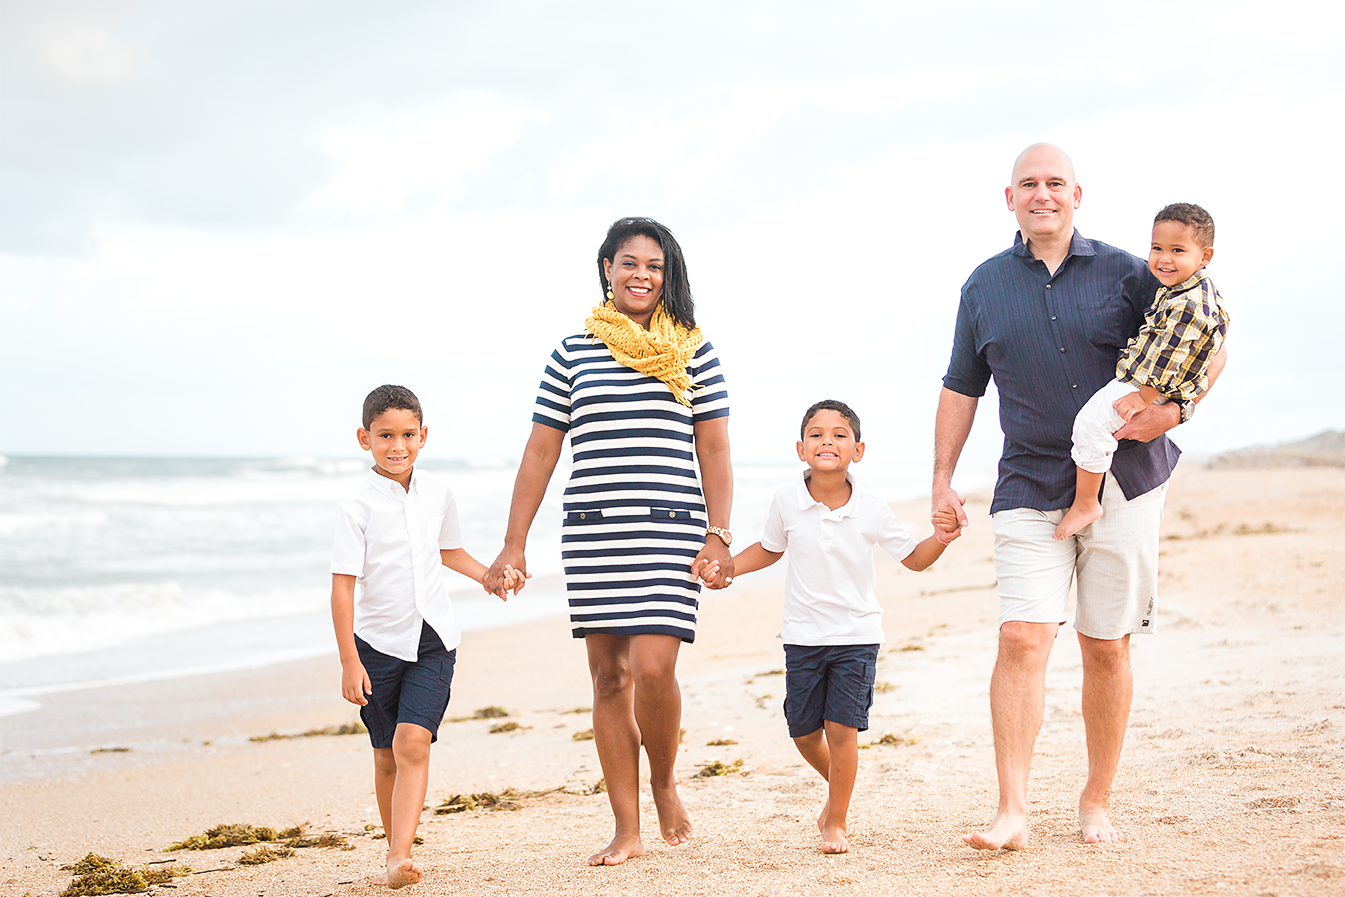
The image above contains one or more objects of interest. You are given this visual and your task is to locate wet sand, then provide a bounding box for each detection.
[3,464,1343,896]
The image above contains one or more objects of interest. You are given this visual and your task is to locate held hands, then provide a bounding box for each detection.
[1111,391,1149,423]
[691,536,734,590]
[932,507,963,543]
[341,659,372,706]
[931,485,968,545]
[483,550,530,600]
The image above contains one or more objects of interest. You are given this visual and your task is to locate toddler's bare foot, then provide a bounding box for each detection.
[588,832,646,866]
[653,784,693,846]
[385,857,422,889]
[1080,804,1126,844]
[963,812,1029,851]
[1055,503,1102,540]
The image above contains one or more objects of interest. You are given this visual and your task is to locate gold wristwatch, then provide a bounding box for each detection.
[706,526,733,546]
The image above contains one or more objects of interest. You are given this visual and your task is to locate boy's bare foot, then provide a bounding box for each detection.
[963,812,1029,851]
[385,857,422,889]
[814,800,849,853]
[652,784,693,846]
[588,833,646,866]
[1080,804,1126,844]
[1054,503,1102,540]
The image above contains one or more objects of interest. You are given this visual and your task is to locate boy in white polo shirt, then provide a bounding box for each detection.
[331,384,521,889]
[700,400,959,854]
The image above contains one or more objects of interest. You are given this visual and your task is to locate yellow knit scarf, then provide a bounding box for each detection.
[585,302,704,407]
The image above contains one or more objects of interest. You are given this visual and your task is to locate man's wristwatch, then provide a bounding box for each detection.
[1176,399,1195,424]
[706,526,733,547]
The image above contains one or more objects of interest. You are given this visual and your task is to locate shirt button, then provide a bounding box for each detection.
[1059,347,1066,353]
[1072,383,1078,389]
[1050,315,1057,321]
[669,511,675,518]
[1045,284,1052,289]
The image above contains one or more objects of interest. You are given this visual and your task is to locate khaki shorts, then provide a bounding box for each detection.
[992,475,1167,639]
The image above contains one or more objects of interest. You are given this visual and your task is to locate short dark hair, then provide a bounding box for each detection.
[800,400,861,443]
[1154,202,1215,248]
[596,217,696,330]
[362,384,422,430]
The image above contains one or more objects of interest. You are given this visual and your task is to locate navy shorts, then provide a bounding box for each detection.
[354,622,456,749]
[783,643,879,738]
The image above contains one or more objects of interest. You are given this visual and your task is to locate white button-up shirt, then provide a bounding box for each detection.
[331,468,463,661]
[760,471,918,646]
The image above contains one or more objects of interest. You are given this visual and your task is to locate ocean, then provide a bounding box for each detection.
[0,453,935,719]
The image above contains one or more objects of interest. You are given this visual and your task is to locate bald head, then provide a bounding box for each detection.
[1010,143,1076,187]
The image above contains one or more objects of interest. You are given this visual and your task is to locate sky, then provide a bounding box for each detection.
[2,0,1342,481]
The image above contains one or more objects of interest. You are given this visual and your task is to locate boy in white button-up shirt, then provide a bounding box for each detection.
[700,400,959,854]
[331,385,521,890]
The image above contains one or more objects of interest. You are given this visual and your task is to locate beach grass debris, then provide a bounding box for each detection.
[88,746,130,754]
[489,721,526,734]
[285,832,355,850]
[754,694,773,709]
[861,731,919,750]
[435,788,535,814]
[60,854,191,896]
[695,758,744,777]
[166,823,304,851]
[237,845,294,865]
[572,728,595,741]
[1234,521,1295,536]
[893,643,926,652]
[755,668,785,677]
[560,706,592,715]
[706,738,738,746]
[449,705,511,723]
[249,722,366,742]
[874,681,898,693]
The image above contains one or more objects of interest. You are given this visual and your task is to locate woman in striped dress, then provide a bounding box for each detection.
[485,217,734,865]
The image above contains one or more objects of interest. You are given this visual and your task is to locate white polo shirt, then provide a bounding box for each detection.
[331,468,464,661]
[760,471,918,646]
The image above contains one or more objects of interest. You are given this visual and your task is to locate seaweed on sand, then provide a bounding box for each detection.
[572,728,595,741]
[695,758,744,777]
[450,705,511,722]
[284,832,355,850]
[166,823,304,851]
[60,854,191,896]
[237,845,294,865]
[249,722,366,742]
[860,731,919,749]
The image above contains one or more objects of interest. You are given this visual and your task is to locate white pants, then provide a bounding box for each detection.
[1071,378,1139,474]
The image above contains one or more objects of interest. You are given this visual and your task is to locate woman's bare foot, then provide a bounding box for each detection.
[588,832,646,866]
[1055,503,1102,540]
[1080,804,1126,844]
[652,784,693,846]
[385,856,422,889]
[963,812,1029,851]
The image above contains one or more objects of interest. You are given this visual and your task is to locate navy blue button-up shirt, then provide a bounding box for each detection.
[943,230,1181,514]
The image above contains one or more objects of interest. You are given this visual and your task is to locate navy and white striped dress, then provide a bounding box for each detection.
[533,332,730,642]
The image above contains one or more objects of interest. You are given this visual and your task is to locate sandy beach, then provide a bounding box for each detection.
[3,460,1343,897]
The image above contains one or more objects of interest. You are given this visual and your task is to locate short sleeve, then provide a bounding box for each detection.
[437,487,464,550]
[759,490,788,554]
[941,279,992,399]
[330,502,367,576]
[532,338,573,431]
[690,340,730,422]
[871,500,918,562]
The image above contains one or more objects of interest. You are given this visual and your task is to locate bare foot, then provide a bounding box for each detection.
[385,857,422,889]
[817,799,849,853]
[652,784,693,846]
[1054,503,1102,540]
[963,812,1029,851]
[1080,805,1126,844]
[588,832,646,866]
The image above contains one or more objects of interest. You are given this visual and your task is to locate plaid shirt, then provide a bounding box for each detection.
[1116,270,1228,404]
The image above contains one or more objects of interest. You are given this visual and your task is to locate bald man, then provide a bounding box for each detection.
[933,144,1225,850]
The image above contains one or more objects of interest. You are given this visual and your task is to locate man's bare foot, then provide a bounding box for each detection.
[385,857,422,889]
[963,812,1029,851]
[588,833,646,866]
[1080,805,1125,844]
[652,784,693,846]
[1054,503,1102,540]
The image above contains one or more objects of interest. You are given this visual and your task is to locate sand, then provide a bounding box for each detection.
[3,463,1343,896]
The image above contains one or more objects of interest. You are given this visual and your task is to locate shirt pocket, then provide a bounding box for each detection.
[565,507,697,524]
[424,515,445,541]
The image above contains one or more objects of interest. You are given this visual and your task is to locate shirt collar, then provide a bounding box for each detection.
[1011,228,1096,262]
[1156,268,1206,301]
[794,469,859,518]
[365,466,418,498]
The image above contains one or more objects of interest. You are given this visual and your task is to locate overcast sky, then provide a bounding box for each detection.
[2,0,1342,477]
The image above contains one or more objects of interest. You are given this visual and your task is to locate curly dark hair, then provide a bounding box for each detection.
[362,384,422,430]
[800,399,861,443]
[1154,202,1215,248]
[596,217,696,329]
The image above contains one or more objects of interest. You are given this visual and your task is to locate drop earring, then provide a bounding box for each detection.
[606,282,615,300]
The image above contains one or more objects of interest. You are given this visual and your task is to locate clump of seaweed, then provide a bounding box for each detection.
[237,845,294,865]
[572,728,595,741]
[436,789,525,814]
[696,758,744,777]
[874,681,898,693]
[88,747,130,754]
[706,738,738,746]
[285,832,355,850]
[60,854,190,897]
[861,731,918,750]
[893,643,926,652]
[249,722,366,742]
[450,705,511,722]
[489,721,526,734]
[166,823,303,851]
[560,706,592,715]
